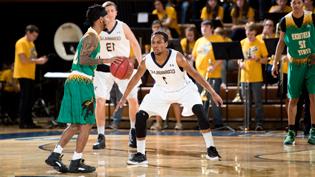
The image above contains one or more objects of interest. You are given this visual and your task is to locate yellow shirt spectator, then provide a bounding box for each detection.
[269,5,292,13]
[230,6,255,24]
[0,68,20,92]
[240,37,268,83]
[13,36,37,80]
[152,6,180,36]
[282,57,288,74]
[180,38,196,56]
[256,33,276,41]
[192,34,224,78]
[200,6,224,21]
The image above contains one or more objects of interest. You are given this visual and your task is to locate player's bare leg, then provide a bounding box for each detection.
[93,98,106,149]
[127,97,139,148]
[69,124,96,173]
[128,110,148,165]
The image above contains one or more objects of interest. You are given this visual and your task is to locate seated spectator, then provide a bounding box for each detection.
[180,26,197,61]
[269,0,292,13]
[231,0,255,25]
[304,0,315,13]
[256,19,276,40]
[152,0,181,38]
[0,63,20,124]
[151,20,172,39]
[200,0,224,21]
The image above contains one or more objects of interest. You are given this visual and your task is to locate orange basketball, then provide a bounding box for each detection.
[110,57,134,80]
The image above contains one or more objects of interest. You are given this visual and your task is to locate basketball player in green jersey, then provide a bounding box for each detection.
[272,0,315,145]
[45,5,121,173]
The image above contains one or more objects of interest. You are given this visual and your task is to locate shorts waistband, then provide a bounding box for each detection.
[69,71,93,80]
[289,55,315,65]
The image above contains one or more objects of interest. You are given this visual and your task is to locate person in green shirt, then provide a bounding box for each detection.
[45,4,121,173]
[272,0,315,145]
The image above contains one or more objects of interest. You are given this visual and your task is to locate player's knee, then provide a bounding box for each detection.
[288,98,299,105]
[135,110,149,138]
[192,104,210,130]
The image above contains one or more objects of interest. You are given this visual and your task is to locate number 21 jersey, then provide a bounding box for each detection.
[99,20,130,64]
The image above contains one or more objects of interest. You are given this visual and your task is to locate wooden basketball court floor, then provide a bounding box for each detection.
[0,127,315,177]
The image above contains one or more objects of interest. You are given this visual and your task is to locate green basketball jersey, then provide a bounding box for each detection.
[284,11,315,59]
[71,28,100,76]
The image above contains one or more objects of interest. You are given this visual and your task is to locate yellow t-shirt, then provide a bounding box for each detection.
[152,6,180,35]
[192,35,224,78]
[200,6,224,21]
[256,33,276,41]
[180,38,195,55]
[240,37,268,83]
[269,5,292,13]
[230,7,255,24]
[0,69,20,92]
[282,57,288,74]
[13,36,37,80]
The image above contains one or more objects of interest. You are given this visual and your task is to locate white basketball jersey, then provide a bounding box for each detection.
[99,20,130,63]
[145,49,192,92]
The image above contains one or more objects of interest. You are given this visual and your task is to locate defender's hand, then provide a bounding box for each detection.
[211,92,223,107]
[115,97,127,112]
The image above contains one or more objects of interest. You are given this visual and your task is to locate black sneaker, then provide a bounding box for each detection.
[68,159,96,173]
[255,125,264,131]
[93,134,105,149]
[45,152,68,173]
[128,128,137,148]
[127,152,148,165]
[206,146,221,161]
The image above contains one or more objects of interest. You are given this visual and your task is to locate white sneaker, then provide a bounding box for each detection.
[150,122,162,131]
[174,122,183,130]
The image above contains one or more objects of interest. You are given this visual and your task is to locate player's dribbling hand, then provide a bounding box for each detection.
[211,92,223,107]
[115,97,127,112]
[109,56,124,64]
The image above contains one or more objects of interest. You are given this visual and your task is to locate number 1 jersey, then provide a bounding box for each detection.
[145,49,192,92]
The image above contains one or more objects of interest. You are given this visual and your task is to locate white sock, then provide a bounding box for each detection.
[202,131,214,148]
[53,144,63,154]
[72,151,83,160]
[97,125,105,135]
[130,121,136,129]
[137,139,146,155]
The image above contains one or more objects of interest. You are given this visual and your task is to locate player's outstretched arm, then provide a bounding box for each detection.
[176,52,223,106]
[116,58,147,111]
[79,33,122,65]
[123,23,142,65]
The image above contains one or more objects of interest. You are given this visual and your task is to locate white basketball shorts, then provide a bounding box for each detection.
[139,82,202,120]
[93,70,141,100]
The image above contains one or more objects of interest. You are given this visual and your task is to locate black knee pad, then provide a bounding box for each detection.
[192,104,210,130]
[135,110,149,138]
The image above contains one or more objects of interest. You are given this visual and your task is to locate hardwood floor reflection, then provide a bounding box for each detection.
[0,129,315,177]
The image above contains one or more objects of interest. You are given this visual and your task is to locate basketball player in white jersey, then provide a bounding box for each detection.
[116,31,223,165]
[93,1,142,149]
